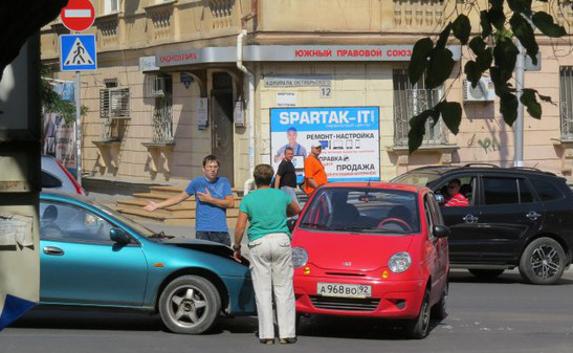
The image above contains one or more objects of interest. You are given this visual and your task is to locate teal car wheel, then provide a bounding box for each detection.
[159,275,221,334]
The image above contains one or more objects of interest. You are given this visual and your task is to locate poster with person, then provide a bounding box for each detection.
[270,106,380,182]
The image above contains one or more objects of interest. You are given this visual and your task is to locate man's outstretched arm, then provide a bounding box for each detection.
[144,191,190,212]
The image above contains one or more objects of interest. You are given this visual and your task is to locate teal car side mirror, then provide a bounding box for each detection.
[110,228,131,245]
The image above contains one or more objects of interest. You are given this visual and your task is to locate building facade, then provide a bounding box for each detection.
[40,0,573,188]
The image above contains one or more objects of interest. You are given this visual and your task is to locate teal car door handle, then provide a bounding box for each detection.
[43,246,64,256]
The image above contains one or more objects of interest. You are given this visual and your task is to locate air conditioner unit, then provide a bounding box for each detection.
[463,77,496,102]
[100,88,130,119]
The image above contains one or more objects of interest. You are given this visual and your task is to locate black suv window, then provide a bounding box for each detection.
[530,178,564,201]
[436,175,476,206]
[518,179,534,203]
[483,177,519,205]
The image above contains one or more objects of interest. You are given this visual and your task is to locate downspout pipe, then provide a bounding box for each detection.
[237,29,256,194]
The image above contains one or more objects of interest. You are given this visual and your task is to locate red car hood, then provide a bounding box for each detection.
[292,228,415,272]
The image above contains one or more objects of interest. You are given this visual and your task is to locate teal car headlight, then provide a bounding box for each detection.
[388,252,411,273]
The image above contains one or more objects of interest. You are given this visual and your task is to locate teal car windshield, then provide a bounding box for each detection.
[299,187,420,234]
[91,201,156,237]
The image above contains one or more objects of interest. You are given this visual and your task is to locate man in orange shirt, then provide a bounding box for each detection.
[303,142,328,195]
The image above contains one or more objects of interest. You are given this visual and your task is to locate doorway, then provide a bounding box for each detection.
[211,72,234,185]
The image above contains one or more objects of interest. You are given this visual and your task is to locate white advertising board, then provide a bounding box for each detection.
[270,107,380,182]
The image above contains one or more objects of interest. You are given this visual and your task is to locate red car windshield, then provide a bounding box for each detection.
[299,188,420,234]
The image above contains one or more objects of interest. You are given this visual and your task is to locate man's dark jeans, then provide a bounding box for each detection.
[196,231,231,246]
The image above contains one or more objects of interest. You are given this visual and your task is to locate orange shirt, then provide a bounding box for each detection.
[304,155,327,195]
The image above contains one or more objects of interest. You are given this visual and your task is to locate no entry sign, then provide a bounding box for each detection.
[60,0,95,32]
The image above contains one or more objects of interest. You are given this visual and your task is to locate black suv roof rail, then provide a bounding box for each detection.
[510,166,557,176]
[462,163,499,168]
[408,165,454,172]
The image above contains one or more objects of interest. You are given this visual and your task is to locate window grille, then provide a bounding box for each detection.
[151,75,173,143]
[560,67,573,140]
[393,69,446,147]
[99,87,129,141]
[99,88,130,119]
[152,95,174,144]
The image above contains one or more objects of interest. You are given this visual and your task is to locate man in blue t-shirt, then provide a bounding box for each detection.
[143,155,234,246]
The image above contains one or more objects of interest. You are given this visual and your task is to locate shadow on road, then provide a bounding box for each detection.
[13,309,162,331]
[12,308,258,335]
[448,270,573,285]
[13,308,448,340]
[296,314,445,340]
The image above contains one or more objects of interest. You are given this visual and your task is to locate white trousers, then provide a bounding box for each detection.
[248,232,296,339]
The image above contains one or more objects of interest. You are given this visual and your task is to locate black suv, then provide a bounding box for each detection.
[392,164,573,284]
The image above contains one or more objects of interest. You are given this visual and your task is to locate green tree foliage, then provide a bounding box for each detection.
[407,0,567,153]
[41,65,88,125]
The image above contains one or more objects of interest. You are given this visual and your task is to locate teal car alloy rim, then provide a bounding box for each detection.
[169,285,209,328]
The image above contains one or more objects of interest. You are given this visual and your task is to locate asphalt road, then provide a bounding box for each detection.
[3,269,573,353]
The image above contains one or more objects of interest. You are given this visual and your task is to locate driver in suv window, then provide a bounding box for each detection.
[445,179,469,207]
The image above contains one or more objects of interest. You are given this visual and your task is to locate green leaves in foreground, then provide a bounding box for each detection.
[406,3,566,154]
[408,102,462,153]
[520,89,543,119]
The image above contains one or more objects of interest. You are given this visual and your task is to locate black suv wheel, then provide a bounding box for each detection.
[519,237,567,285]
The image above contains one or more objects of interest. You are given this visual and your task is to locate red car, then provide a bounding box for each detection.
[291,182,450,339]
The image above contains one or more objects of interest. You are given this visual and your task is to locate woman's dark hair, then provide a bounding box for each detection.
[253,164,274,187]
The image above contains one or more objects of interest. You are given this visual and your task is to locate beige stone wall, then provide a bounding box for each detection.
[52,62,154,181]
[49,41,570,186]
[258,0,458,34]
[41,0,573,187]
[442,44,570,177]
[42,0,248,62]
[171,76,212,180]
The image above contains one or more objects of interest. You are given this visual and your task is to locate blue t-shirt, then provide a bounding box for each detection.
[185,176,233,232]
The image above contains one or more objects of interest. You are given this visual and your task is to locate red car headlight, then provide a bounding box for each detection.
[388,252,411,273]
[292,247,308,268]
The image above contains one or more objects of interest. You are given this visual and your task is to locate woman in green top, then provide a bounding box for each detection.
[233,164,301,345]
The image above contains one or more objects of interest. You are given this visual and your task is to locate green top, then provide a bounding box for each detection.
[239,188,292,242]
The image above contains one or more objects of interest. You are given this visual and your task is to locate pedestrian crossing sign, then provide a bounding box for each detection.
[60,34,97,71]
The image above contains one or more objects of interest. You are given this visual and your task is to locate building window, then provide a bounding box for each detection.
[100,87,129,119]
[560,67,573,140]
[99,85,130,141]
[393,69,446,147]
[104,0,119,14]
[146,74,173,143]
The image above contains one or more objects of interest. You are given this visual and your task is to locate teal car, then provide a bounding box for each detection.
[39,192,256,334]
